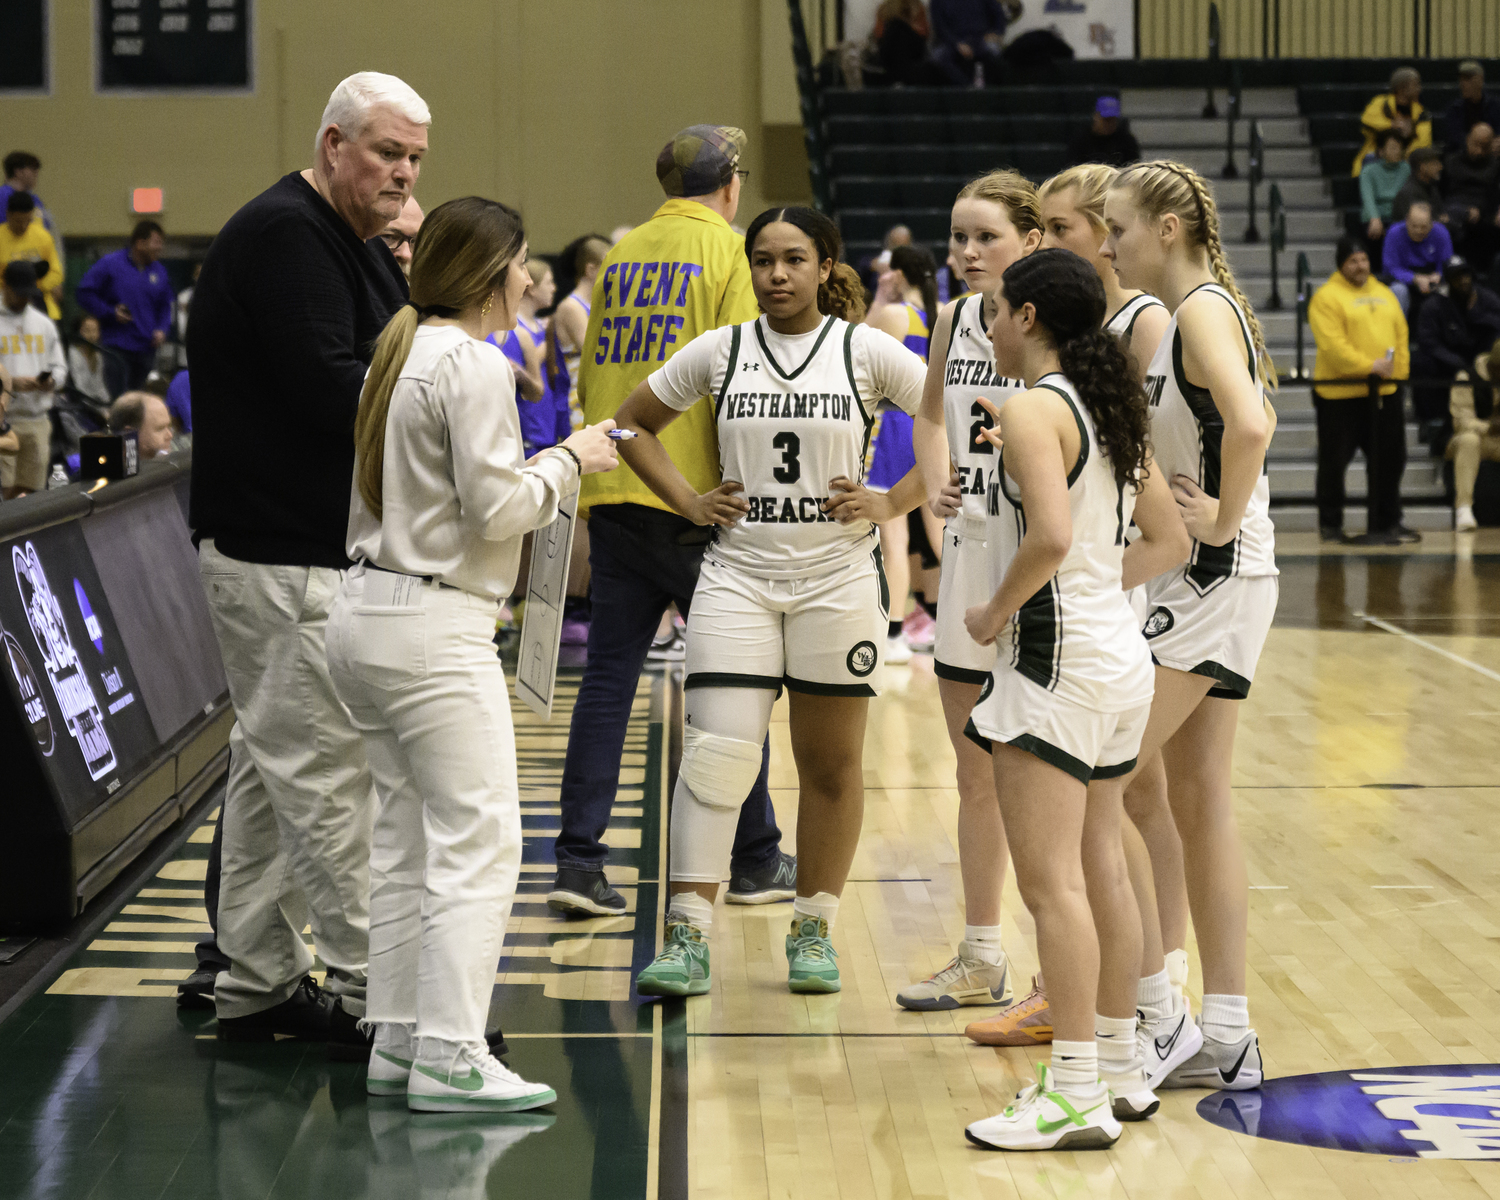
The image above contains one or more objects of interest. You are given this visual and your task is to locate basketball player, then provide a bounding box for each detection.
[1102,161,1278,1091]
[326,198,618,1112]
[865,243,942,664]
[961,249,1190,1151]
[1039,165,1193,1017]
[617,208,928,997]
[547,234,611,430]
[905,170,1039,1019]
[489,256,558,455]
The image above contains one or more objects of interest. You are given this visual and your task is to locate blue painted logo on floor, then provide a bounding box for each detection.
[1199,1065,1500,1159]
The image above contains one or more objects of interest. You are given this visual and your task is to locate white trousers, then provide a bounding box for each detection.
[197,539,374,1019]
[326,567,523,1044]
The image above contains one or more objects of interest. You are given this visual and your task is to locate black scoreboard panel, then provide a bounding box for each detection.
[98,0,251,92]
[0,1,48,93]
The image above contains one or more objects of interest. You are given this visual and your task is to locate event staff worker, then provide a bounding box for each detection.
[328,198,618,1113]
[76,221,174,397]
[186,71,428,1044]
[549,125,794,917]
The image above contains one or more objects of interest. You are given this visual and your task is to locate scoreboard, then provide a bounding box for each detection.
[98,0,251,92]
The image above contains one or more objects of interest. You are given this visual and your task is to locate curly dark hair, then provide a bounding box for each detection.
[744,206,867,323]
[999,247,1152,493]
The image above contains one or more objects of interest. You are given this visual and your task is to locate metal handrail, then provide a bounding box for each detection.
[1244,119,1263,243]
[1203,2,1221,118]
[1267,182,1286,310]
[1294,251,1312,378]
[1222,61,1242,179]
[787,0,832,213]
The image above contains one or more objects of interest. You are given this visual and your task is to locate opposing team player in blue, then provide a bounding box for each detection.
[614,207,929,996]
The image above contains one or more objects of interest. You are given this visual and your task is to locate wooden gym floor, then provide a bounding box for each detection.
[3,533,1500,1198]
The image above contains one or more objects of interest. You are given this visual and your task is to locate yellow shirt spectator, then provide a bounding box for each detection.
[578,197,757,516]
[0,211,62,321]
[1352,89,1432,176]
[1309,268,1409,399]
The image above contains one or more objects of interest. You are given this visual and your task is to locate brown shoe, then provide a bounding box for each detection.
[964,975,1053,1046]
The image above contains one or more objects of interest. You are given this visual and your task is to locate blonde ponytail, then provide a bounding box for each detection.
[1114,160,1278,390]
[354,305,420,518]
[1039,163,1118,232]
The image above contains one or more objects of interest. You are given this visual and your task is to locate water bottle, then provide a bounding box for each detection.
[46,463,69,490]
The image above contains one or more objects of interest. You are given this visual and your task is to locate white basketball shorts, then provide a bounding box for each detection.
[933,519,996,686]
[1140,571,1278,700]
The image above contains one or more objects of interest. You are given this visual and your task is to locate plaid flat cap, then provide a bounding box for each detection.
[656,125,746,197]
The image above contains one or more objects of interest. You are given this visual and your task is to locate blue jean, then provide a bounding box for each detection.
[554,504,783,874]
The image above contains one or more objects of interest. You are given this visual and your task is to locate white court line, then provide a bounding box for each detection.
[1249,886,1288,890]
[1372,885,1434,890]
[1355,611,1500,684]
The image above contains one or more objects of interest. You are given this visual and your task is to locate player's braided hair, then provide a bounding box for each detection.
[1000,248,1151,493]
[744,206,866,323]
[1113,159,1277,390]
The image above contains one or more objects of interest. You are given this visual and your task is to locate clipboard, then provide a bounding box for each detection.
[515,486,578,718]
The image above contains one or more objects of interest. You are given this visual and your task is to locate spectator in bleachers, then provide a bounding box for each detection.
[1444,123,1499,270]
[0,261,66,499]
[0,192,62,319]
[1383,201,1452,314]
[108,390,175,459]
[67,315,111,412]
[1353,66,1432,176]
[1064,96,1140,169]
[1412,257,1500,444]
[378,195,423,280]
[930,0,1012,86]
[1309,236,1411,544]
[1446,339,1500,531]
[165,369,192,434]
[875,0,932,87]
[1443,62,1500,151]
[76,220,174,398]
[859,222,913,291]
[1392,147,1446,223]
[0,152,62,261]
[1360,129,1410,268]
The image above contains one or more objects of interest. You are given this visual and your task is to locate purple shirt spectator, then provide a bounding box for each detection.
[76,247,175,354]
[166,369,193,432]
[1380,218,1453,282]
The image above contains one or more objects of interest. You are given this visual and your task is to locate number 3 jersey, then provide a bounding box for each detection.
[942,293,1027,526]
[648,314,926,580]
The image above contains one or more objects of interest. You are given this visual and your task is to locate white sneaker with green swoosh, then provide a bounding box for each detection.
[407,1042,557,1113]
[964,1064,1122,1151]
[366,1022,416,1096]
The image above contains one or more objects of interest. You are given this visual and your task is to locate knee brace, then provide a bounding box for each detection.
[678,725,763,811]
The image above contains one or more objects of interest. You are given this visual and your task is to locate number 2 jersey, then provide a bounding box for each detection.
[1142,283,1277,589]
[990,373,1153,713]
[942,293,1027,526]
[648,314,927,580]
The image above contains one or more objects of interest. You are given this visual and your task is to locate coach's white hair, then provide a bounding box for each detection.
[314,72,431,161]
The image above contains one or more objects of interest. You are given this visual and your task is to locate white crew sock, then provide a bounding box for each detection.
[793,891,840,930]
[666,890,713,933]
[1095,1013,1142,1080]
[1049,1040,1099,1099]
[963,924,1005,964]
[1201,993,1250,1044]
[1138,968,1171,1013]
[1165,948,1189,992]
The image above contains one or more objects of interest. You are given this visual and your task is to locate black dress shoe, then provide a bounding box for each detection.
[1318,526,1344,543]
[176,966,217,1011]
[547,867,627,917]
[1393,524,1423,543]
[216,975,372,1046]
[1343,529,1401,546]
[486,1026,509,1057]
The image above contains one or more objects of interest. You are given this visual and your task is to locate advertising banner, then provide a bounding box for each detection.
[1005,0,1135,59]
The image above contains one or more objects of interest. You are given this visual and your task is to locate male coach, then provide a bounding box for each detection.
[550,125,795,915]
[187,72,427,1041]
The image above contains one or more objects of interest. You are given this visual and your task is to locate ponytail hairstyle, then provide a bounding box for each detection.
[355,196,526,518]
[956,168,1043,237]
[999,248,1151,493]
[1038,162,1118,233]
[744,206,867,322]
[545,232,611,380]
[888,243,939,330]
[1113,159,1277,390]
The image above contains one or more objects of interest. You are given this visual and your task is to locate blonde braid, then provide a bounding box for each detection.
[1116,159,1278,391]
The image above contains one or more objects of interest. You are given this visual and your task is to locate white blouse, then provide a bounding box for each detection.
[346,324,578,600]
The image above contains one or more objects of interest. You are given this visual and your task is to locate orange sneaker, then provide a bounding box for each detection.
[964,975,1053,1046]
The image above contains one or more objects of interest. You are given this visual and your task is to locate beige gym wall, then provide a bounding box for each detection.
[9,0,812,246]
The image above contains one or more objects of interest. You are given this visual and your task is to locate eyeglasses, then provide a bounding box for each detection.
[379,230,417,252]
[735,169,750,182]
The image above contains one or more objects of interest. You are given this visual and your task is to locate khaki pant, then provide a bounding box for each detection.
[0,414,52,492]
[1450,429,1500,508]
[198,539,374,1019]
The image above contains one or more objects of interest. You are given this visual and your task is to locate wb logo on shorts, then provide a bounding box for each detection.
[1143,606,1175,639]
[846,641,877,677]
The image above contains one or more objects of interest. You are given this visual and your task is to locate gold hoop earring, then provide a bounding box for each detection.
[481,295,494,316]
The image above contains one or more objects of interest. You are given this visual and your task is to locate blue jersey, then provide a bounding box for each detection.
[488,315,563,451]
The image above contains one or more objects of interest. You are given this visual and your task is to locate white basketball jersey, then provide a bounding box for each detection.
[1105,293,1167,341]
[708,316,880,580]
[1142,284,1277,590]
[942,293,1026,526]
[990,374,1153,713]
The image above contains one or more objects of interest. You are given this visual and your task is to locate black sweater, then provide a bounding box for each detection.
[188,172,407,568]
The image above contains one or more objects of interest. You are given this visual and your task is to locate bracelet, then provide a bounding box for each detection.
[554,445,582,473]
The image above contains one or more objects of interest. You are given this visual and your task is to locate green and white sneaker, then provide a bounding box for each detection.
[964,1063,1122,1151]
[407,1041,556,1113]
[636,921,711,997]
[896,941,1014,1011]
[366,1021,415,1096]
[786,915,840,993]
